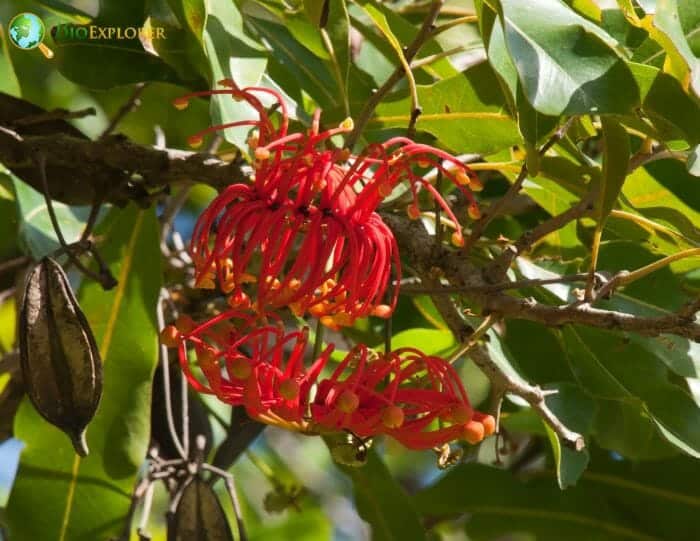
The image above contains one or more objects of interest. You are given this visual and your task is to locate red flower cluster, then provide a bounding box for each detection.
[163,79,495,454]
[161,312,495,450]
[175,79,481,329]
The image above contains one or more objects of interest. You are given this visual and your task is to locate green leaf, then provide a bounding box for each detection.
[621,164,700,244]
[303,0,328,28]
[414,452,700,540]
[324,0,351,116]
[0,26,20,97]
[381,328,456,357]
[633,64,700,144]
[0,170,17,259]
[248,18,339,110]
[593,399,679,459]
[348,4,456,82]
[50,1,182,88]
[499,0,640,115]
[37,0,93,23]
[370,63,522,155]
[596,117,631,222]
[202,0,267,149]
[333,448,426,541]
[642,0,700,98]
[6,205,161,541]
[9,166,93,259]
[562,325,700,457]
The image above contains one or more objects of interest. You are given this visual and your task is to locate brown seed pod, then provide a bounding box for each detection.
[168,477,234,541]
[19,257,102,456]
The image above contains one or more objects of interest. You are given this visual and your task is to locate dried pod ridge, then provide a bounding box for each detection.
[19,257,102,456]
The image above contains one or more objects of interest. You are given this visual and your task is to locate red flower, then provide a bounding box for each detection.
[162,316,494,449]
[164,310,332,432]
[175,80,481,327]
[312,347,495,449]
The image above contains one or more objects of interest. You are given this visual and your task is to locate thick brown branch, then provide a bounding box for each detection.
[0,131,242,205]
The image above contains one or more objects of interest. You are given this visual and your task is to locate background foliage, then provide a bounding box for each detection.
[0,0,699,540]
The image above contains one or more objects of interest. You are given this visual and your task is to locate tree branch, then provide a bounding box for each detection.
[381,212,700,342]
[0,131,243,205]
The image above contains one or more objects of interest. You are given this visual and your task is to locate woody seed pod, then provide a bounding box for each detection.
[168,477,234,541]
[19,257,102,456]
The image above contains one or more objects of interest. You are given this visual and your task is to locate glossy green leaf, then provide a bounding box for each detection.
[499,0,640,115]
[593,399,679,459]
[325,0,350,116]
[633,63,700,144]
[6,205,161,541]
[350,1,458,80]
[371,63,521,155]
[50,0,181,89]
[333,448,426,541]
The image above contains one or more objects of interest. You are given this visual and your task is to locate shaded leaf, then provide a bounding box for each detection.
[562,325,700,457]
[414,452,700,540]
[596,117,631,222]
[332,448,426,541]
[50,0,182,89]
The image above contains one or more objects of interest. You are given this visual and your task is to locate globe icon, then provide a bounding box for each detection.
[8,13,45,50]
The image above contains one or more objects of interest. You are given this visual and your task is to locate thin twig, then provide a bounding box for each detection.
[13,106,96,127]
[157,288,188,460]
[400,273,590,295]
[36,153,115,287]
[628,148,687,172]
[485,192,596,282]
[463,117,576,252]
[100,83,148,139]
